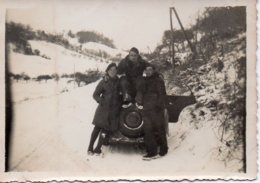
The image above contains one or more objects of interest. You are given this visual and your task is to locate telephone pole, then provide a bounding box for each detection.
[169,8,175,68]
[171,7,196,55]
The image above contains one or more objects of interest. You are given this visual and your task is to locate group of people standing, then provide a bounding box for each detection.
[87,47,168,160]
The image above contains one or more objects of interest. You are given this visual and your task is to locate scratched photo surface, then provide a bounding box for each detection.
[0,0,257,181]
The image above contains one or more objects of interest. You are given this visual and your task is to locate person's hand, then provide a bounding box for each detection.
[142,71,147,77]
[118,74,126,78]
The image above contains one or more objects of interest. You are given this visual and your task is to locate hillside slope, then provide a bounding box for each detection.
[162,32,246,172]
[8,40,109,77]
[82,42,127,58]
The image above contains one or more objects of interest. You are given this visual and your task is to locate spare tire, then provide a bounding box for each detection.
[119,105,144,138]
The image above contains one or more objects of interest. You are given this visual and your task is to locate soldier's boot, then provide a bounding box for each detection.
[87,127,100,155]
[122,93,132,108]
[93,132,106,155]
[135,91,143,110]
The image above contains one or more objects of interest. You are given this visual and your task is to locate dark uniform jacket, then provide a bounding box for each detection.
[143,73,166,111]
[117,55,147,81]
[92,76,122,132]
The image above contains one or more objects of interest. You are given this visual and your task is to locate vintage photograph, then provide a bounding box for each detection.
[0,0,257,181]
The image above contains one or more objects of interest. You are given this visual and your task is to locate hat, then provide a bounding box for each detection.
[145,63,156,70]
[106,63,117,72]
[129,47,139,54]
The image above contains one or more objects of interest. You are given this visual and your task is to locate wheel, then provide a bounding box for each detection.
[119,105,144,138]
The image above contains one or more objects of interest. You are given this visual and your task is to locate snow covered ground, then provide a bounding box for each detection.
[10,78,78,104]
[9,79,241,176]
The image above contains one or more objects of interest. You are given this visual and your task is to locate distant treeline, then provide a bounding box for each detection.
[68,30,115,49]
[9,70,103,87]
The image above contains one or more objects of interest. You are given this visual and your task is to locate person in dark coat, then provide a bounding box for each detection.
[142,64,168,160]
[117,47,148,108]
[88,63,122,155]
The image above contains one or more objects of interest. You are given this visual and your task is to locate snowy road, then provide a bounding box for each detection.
[9,80,237,177]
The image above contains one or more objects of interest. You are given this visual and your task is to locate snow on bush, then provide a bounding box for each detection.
[160,32,246,172]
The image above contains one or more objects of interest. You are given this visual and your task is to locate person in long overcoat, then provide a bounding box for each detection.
[88,63,122,155]
[142,64,168,160]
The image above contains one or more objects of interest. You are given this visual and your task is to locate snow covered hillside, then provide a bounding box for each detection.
[163,32,246,172]
[9,40,109,77]
[63,32,128,58]
[82,42,127,58]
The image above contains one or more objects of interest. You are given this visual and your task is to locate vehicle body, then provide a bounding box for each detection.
[108,95,196,144]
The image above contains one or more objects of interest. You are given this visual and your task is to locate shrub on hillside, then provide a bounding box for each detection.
[67,70,102,87]
[51,73,60,82]
[36,75,52,83]
[13,74,22,82]
[61,74,69,78]
[34,49,40,56]
[9,72,31,83]
[23,75,31,83]
[76,31,115,48]
[41,54,51,60]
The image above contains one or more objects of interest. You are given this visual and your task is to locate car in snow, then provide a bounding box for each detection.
[108,94,196,144]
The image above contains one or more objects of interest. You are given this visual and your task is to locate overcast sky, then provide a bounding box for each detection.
[6,0,204,52]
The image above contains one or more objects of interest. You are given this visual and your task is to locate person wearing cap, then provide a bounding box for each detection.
[142,64,168,160]
[87,63,122,155]
[117,47,148,109]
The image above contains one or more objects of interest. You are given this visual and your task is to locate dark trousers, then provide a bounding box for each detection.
[120,76,145,104]
[143,110,168,155]
[88,126,108,152]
